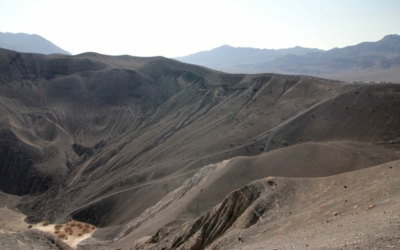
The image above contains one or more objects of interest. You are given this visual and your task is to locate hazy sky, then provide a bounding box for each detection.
[1,0,400,57]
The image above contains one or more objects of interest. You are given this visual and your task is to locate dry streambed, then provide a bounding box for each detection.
[0,205,95,249]
[31,220,96,249]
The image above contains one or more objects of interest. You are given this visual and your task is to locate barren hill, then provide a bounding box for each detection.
[0,48,399,249]
[0,32,71,55]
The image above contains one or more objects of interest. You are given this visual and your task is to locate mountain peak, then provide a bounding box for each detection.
[218,44,233,48]
[0,32,71,55]
[380,34,400,43]
[213,45,235,51]
[382,34,400,39]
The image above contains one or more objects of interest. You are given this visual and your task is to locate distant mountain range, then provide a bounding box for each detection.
[175,35,400,82]
[0,32,71,55]
[175,45,323,68]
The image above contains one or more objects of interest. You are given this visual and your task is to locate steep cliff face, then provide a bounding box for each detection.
[129,179,269,250]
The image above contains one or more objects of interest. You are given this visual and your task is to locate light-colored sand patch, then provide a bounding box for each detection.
[33,220,97,249]
[0,206,27,234]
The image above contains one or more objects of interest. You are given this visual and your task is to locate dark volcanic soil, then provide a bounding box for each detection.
[0,48,399,249]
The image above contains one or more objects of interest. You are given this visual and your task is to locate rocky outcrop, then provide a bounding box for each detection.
[132,179,272,250]
[119,160,229,239]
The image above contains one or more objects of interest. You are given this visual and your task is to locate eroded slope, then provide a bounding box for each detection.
[127,160,400,250]
[0,49,399,249]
